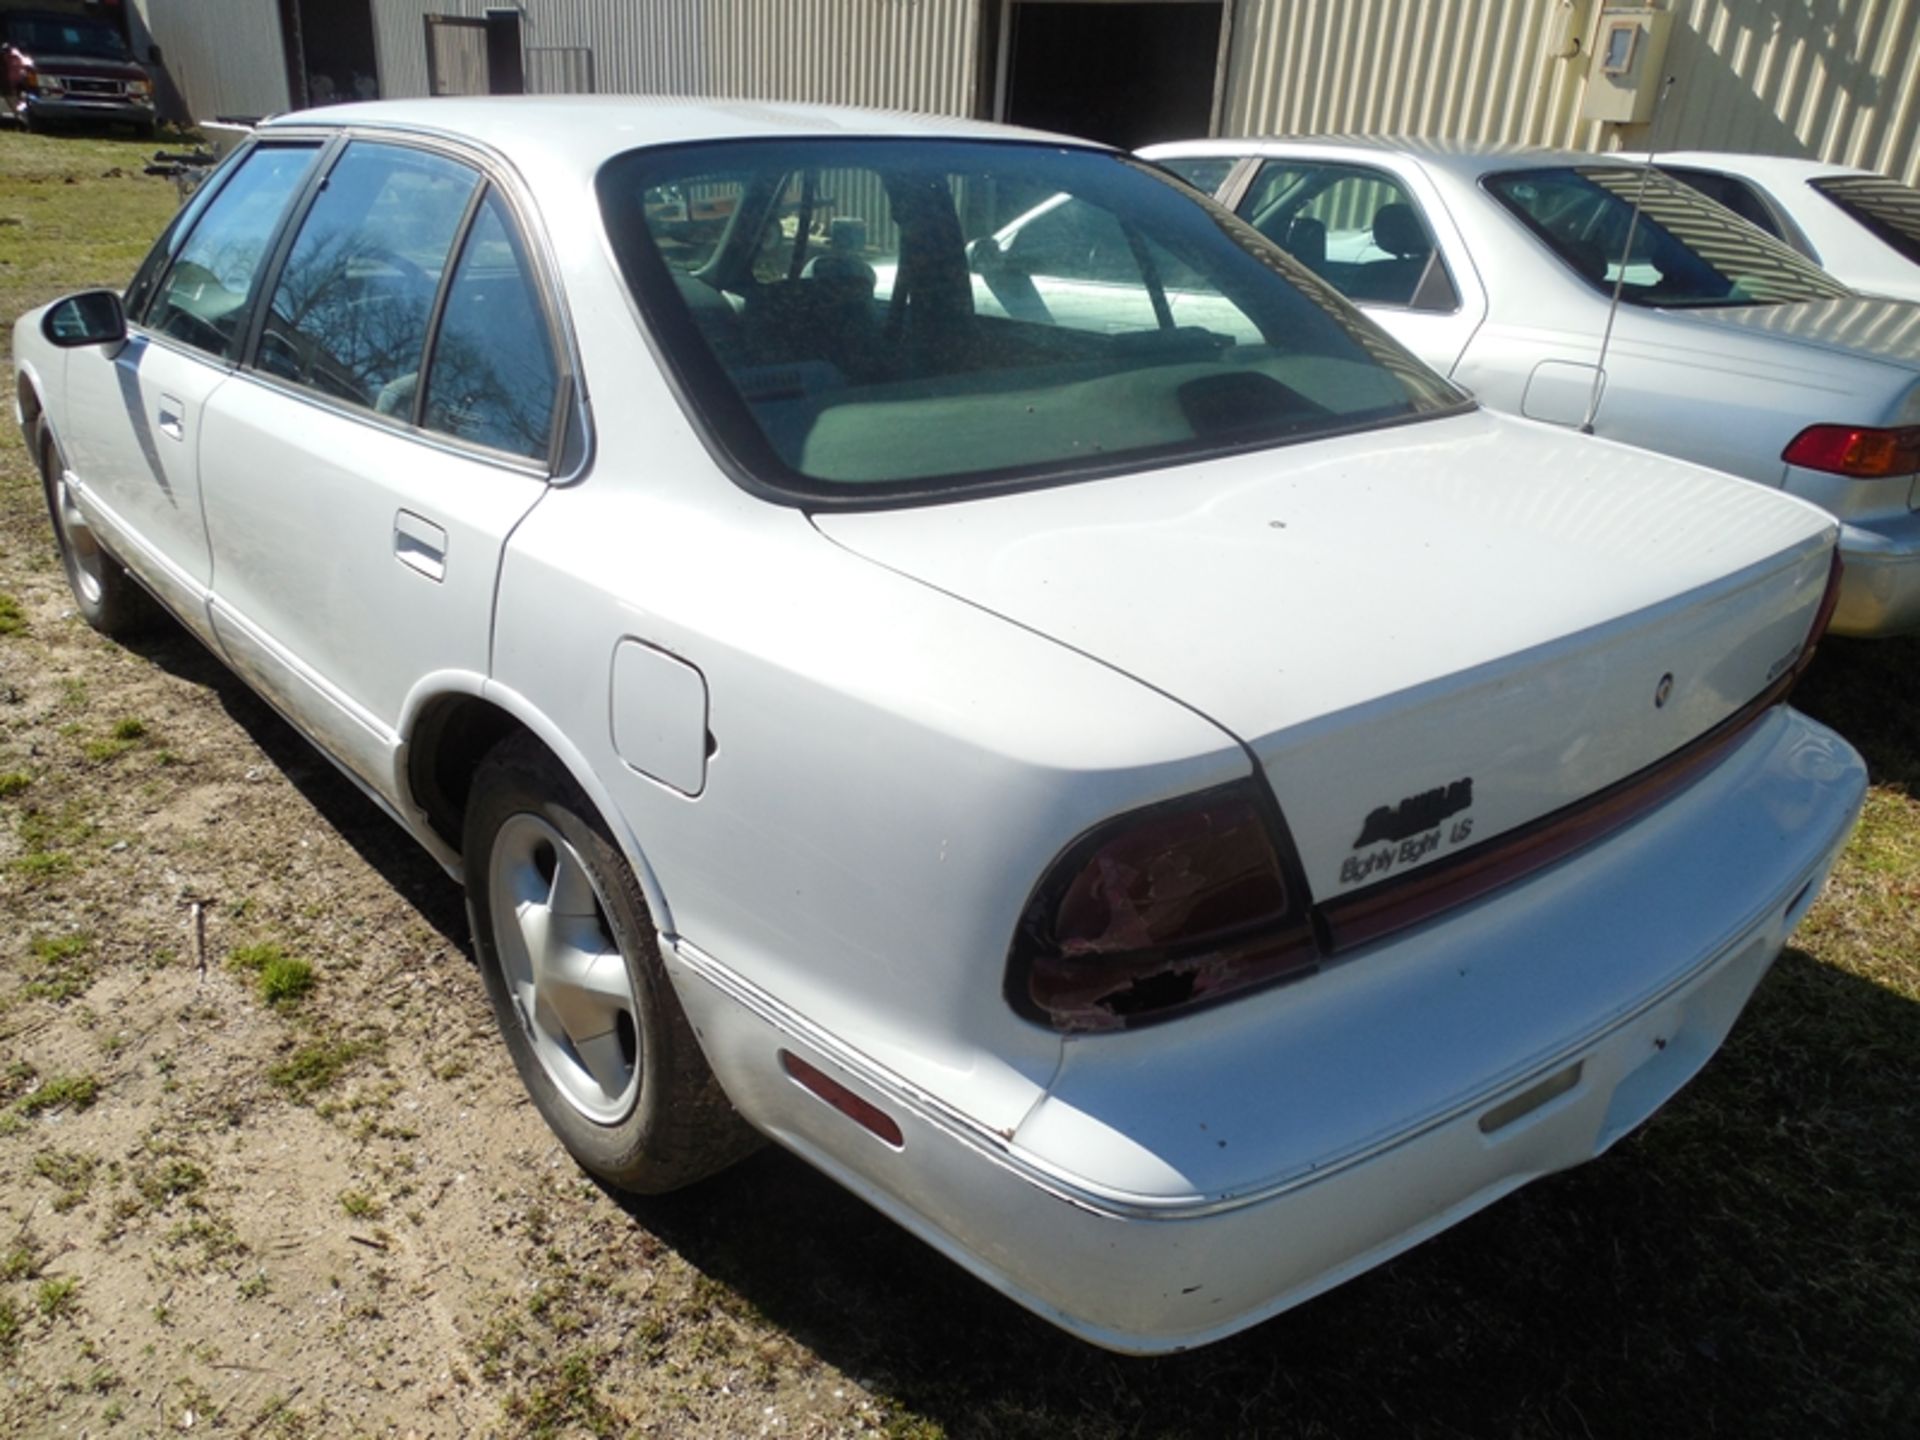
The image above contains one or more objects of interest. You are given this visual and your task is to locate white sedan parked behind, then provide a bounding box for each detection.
[13,100,1866,1353]
[1656,151,1920,303]
[1141,138,1920,637]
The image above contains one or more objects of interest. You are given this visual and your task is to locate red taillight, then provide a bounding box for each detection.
[1008,784,1318,1032]
[1782,424,1920,478]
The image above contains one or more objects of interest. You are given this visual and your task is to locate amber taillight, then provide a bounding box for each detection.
[1782,424,1920,479]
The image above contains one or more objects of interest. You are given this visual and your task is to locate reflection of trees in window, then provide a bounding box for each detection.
[420,193,557,460]
[259,232,438,409]
[256,143,477,411]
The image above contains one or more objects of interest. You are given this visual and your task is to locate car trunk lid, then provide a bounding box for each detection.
[813,410,1836,903]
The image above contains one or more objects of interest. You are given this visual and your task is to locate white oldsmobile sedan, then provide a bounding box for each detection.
[1141,138,1920,638]
[1655,151,1920,304]
[12,100,1867,1353]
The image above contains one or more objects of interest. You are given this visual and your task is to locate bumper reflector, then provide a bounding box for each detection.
[779,1050,904,1149]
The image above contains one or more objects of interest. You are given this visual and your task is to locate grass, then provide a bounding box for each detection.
[35,1277,80,1321]
[13,1072,100,1118]
[32,1149,100,1211]
[0,592,24,635]
[267,1036,376,1097]
[24,932,95,1003]
[0,770,31,796]
[227,942,316,1009]
[82,715,148,763]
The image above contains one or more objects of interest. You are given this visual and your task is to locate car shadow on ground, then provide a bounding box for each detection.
[118,615,470,950]
[1794,633,1920,793]
[613,945,1920,1437]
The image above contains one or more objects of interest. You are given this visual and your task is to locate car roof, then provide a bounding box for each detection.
[261,96,1102,176]
[1652,150,1881,183]
[1141,135,1650,181]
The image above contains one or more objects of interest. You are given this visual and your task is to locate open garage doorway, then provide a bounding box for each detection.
[277,0,379,108]
[994,1,1227,152]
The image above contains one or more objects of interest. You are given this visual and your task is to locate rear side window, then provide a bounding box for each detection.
[256,142,479,413]
[1809,174,1920,266]
[420,190,560,460]
[1486,165,1851,308]
[145,144,319,359]
[1237,160,1459,311]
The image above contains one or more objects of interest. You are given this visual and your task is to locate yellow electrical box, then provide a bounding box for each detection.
[1579,6,1672,124]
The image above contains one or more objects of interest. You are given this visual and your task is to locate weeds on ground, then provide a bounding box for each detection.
[24,932,95,1002]
[227,942,315,1009]
[13,1072,100,1118]
[36,1276,80,1320]
[0,593,25,636]
[32,1149,100,1211]
[83,715,148,763]
[267,1035,376,1096]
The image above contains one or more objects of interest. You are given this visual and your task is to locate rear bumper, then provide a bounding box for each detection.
[1832,512,1920,637]
[667,707,1864,1352]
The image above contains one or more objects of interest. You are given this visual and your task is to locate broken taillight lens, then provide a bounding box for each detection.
[1007,782,1319,1032]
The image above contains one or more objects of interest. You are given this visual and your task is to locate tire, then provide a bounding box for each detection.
[38,426,158,637]
[463,733,761,1192]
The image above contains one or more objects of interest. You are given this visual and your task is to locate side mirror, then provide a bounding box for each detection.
[42,291,127,349]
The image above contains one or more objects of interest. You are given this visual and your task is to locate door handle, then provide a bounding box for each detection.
[393,509,447,582]
[157,395,185,441]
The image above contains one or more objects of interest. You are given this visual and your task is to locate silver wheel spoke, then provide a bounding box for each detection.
[571,1031,632,1100]
[487,812,641,1124]
[541,938,630,1044]
[546,847,600,917]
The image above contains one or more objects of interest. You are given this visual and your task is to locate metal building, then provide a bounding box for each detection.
[127,1,1920,184]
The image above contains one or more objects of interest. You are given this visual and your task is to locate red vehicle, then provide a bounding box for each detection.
[3,6,154,135]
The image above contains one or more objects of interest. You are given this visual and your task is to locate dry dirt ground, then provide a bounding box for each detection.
[3,132,1918,1440]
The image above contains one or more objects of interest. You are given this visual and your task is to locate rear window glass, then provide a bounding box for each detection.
[1809,174,1920,267]
[1658,166,1788,241]
[598,139,1465,503]
[1486,165,1850,308]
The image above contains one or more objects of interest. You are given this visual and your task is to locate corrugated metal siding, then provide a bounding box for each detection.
[1221,0,1920,186]
[130,0,289,121]
[372,0,977,113]
[359,3,1915,184]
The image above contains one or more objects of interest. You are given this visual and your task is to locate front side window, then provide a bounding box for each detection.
[1237,161,1458,310]
[1486,165,1851,308]
[1809,174,1920,267]
[1153,155,1238,197]
[599,139,1464,501]
[145,144,319,359]
[256,142,479,413]
[420,190,560,460]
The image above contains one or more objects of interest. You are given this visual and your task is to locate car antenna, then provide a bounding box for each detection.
[1581,74,1677,436]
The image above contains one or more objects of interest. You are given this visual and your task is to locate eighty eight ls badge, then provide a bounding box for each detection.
[1341,777,1476,886]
